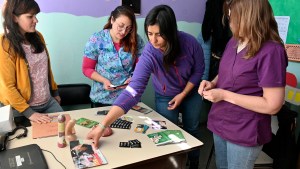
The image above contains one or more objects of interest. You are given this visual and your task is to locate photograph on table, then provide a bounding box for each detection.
[70,140,107,169]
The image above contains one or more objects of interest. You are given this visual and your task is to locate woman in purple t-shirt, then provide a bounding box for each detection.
[198,0,288,168]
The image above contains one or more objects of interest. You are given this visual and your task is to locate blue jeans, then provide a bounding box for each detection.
[12,97,63,117]
[213,134,263,169]
[155,88,202,162]
[1,97,63,127]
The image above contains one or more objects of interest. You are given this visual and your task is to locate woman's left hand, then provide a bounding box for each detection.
[203,88,225,103]
[167,93,185,110]
[54,96,61,104]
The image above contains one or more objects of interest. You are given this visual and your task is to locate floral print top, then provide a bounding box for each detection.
[83,29,144,104]
[22,44,50,106]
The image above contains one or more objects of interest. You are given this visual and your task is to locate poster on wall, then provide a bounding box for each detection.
[275,16,290,44]
[285,44,300,62]
[285,85,300,105]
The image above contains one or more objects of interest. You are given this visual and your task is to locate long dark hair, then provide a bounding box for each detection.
[144,5,180,70]
[103,6,138,58]
[2,0,45,58]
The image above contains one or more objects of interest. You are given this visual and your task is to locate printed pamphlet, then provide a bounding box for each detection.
[70,140,107,169]
[147,130,186,146]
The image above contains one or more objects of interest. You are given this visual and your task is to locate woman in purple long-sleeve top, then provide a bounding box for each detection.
[87,5,204,168]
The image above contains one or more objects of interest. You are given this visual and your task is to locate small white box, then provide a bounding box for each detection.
[0,105,16,134]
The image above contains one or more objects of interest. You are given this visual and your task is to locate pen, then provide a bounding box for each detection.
[202,89,205,100]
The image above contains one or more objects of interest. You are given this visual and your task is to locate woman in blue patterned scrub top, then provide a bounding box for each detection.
[82,6,144,107]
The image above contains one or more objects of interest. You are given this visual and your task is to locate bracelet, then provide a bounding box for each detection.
[98,122,107,129]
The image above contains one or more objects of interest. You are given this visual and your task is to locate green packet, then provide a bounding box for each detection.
[76,117,99,128]
[147,130,186,146]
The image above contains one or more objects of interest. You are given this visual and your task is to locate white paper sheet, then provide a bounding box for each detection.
[275,16,290,43]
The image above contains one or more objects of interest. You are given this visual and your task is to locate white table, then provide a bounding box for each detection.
[9,103,203,169]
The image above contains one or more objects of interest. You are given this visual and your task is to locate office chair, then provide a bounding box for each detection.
[58,83,92,110]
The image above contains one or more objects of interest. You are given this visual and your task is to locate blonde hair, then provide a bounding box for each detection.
[229,0,283,59]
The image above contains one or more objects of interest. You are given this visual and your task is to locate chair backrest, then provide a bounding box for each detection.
[58,83,91,107]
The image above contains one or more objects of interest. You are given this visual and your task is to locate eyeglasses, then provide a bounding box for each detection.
[116,23,132,33]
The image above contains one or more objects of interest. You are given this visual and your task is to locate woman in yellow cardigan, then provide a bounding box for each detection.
[0,0,63,124]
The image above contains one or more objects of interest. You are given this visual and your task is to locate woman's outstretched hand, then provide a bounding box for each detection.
[86,125,104,148]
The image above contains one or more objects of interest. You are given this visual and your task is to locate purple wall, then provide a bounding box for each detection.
[36,0,206,23]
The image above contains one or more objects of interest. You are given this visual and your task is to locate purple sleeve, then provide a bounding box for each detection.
[113,44,153,112]
[112,89,142,112]
[257,44,288,87]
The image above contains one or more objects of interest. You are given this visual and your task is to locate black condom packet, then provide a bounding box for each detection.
[119,142,131,148]
[129,139,141,148]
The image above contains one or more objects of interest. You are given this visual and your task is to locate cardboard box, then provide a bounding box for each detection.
[0,105,16,134]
